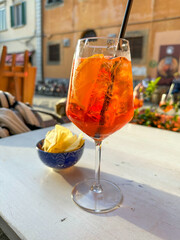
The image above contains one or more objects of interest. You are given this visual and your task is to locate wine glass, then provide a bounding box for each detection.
[133,82,145,109]
[134,92,144,109]
[159,93,174,113]
[66,37,134,213]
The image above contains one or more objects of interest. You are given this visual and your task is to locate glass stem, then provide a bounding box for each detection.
[91,140,103,193]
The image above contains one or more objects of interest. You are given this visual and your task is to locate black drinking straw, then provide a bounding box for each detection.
[117,0,134,49]
[95,0,134,137]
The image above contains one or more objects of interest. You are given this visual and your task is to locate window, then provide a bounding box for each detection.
[10,2,26,28]
[46,0,63,5]
[126,36,143,59]
[0,8,6,31]
[48,44,60,64]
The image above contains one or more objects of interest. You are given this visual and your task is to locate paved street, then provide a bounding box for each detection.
[33,94,61,113]
[32,94,69,123]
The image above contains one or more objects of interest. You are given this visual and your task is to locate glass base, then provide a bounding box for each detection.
[71,179,123,213]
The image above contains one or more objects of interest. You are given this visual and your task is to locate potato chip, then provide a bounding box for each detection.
[42,124,85,153]
[65,133,84,152]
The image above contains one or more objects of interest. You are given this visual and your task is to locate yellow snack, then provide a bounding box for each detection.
[65,133,84,152]
[42,124,85,153]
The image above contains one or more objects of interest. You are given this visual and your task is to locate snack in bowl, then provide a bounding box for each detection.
[36,124,85,169]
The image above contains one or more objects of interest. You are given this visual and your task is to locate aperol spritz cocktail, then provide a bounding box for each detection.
[66,37,134,213]
[67,50,134,141]
[134,93,144,109]
[159,94,174,113]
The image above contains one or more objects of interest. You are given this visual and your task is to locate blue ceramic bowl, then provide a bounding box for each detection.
[36,139,84,169]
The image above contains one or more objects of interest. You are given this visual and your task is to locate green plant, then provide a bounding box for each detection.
[133,108,160,127]
[132,76,180,132]
[132,103,180,132]
[144,77,161,99]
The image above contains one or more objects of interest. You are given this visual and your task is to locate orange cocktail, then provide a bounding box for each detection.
[159,102,173,112]
[134,97,143,109]
[159,93,174,113]
[66,54,134,141]
[66,38,134,213]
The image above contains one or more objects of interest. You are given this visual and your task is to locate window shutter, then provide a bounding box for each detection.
[4,9,7,30]
[22,2,26,25]
[10,6,15,27]
[0,11,2,30]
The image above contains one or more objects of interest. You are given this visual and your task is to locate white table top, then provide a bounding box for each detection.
[0,123,180,240]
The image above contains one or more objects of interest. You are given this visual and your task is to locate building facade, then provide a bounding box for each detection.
[0,0,43,82]
[43,0,180,85]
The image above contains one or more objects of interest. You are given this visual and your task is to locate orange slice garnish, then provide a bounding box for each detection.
[72,54,104,110]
